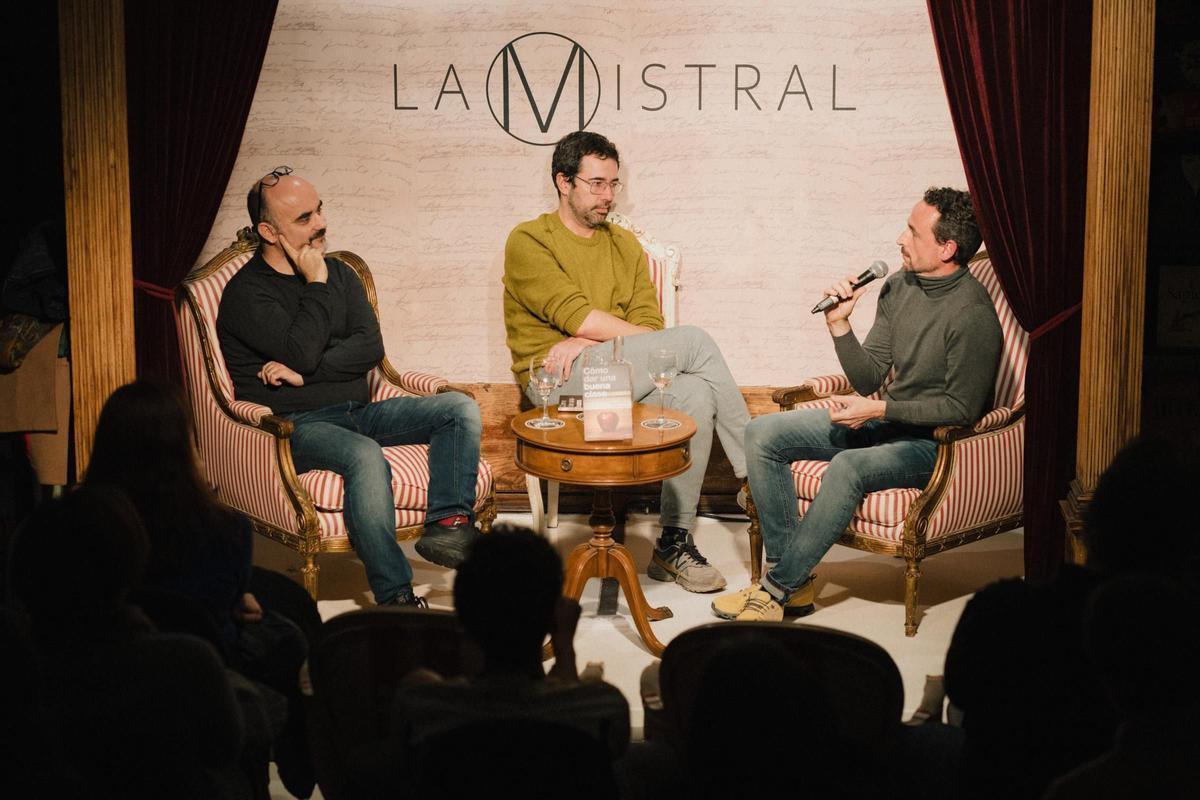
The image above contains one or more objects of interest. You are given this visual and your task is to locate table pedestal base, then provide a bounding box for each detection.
[554,488,673,658]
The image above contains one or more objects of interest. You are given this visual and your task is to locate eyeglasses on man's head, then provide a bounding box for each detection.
[253,165,293,226]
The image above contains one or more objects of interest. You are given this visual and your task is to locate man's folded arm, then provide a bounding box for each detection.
[574,309,654,341]
[220,281,333,374]
[308,267,385,382]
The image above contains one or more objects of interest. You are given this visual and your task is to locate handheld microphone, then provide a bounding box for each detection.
[811,261,889,314]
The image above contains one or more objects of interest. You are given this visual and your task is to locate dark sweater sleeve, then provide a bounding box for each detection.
[833,282,895,395]
[308,261,385,382]
[218,267,335,375]
[883,301,1002,427]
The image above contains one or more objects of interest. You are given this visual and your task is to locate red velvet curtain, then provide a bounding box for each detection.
[125,0,278,384]
[926,0,1093,580]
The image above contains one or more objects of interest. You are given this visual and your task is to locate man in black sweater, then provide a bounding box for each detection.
[713,187,1003,621]
[217,168,482,607]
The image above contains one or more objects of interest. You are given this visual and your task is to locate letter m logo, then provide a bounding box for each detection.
[487,32,601,146]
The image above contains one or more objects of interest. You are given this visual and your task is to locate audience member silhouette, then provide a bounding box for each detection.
[1045,573,1200,799]
[393,525,628,794]
[84,380,316,798]
[5,485,248,799]
[945,437,1200,799]
[681,633,882,799]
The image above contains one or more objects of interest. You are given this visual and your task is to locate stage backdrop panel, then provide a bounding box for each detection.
[199,0,967,387]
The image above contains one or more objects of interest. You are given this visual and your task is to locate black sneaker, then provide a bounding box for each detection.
[415,519,478,568]
[387,591,429,609]
[647,532,727,593]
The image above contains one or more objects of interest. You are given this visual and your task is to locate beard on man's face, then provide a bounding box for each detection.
[570,195,609,229]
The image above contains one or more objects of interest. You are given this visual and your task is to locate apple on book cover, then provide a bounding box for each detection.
[582,360,633,441]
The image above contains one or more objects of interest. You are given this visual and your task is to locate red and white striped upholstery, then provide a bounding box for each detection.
[786,256,1027,546]
[176,245,494,546]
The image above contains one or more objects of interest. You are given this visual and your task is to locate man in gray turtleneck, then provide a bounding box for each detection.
[714,187,1003,621]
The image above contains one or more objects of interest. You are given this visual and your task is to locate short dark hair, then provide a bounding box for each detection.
[247,181,273,228]
[453,525,563,664]
[551,130,619,196]
[923,187,981,267]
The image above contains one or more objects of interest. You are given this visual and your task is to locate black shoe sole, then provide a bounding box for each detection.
[784,602,815,617]
[415,539,468,569]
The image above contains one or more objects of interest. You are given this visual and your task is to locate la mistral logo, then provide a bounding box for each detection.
[392,31,857,146]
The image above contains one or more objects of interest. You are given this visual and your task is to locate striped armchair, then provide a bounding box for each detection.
[524,211,682,533]
[746,252,1027,635]
[176,229,497,599]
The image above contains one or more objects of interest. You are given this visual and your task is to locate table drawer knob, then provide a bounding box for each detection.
[560,457,573,472]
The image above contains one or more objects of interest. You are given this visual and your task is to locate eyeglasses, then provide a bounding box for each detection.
[253,165,293,225]
[572,176,623,195]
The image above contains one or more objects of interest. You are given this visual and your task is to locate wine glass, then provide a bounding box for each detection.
[642,349,681,430]
[525,354,565,429]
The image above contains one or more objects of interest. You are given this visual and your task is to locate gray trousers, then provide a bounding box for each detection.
[527,325,749,530]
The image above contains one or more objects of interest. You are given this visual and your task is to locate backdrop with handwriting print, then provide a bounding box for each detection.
[199,0,967,386]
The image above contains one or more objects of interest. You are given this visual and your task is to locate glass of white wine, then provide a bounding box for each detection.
[642,349,681,430]
[526,354,566,430]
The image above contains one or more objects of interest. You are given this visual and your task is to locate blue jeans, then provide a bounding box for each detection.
[745,408,937,600]
[530,325,750,531]
[283,393,481,604]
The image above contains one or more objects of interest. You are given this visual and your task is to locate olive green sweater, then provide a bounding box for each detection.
[834,267,1003,428]
[503,212,664,384]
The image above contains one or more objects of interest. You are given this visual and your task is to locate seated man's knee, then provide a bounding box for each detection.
[824,451,866,492]
[745,412,794,457]
[674,324,714,349]
[440,391,481,430]
[344,437,389,476]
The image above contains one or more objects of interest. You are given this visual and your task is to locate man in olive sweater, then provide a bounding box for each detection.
[503,131,751,594]
[218,168,482,607]
[713,187,1003,621]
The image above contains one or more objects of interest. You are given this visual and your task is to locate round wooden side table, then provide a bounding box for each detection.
[511,404,697,657]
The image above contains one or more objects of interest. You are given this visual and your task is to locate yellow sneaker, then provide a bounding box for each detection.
[735,588,784,621]
[710,577,816,620]
[710,585,759,619]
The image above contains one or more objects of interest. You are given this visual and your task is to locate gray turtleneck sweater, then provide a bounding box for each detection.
[833,267,1003,429]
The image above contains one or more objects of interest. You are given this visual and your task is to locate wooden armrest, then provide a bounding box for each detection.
[437,383,476,400]
[932,424,976,444]
[773,374,855,408]
[259,414,294,438]
[772,385,819,406]
[933,407,1025,443]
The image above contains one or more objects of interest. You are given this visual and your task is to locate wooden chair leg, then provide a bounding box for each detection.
[745,486,763,583]
[547,480,560,529]
[302,553,319,600]
[904,557,921,636]
[526,473,546,534]
[477,495,497,533]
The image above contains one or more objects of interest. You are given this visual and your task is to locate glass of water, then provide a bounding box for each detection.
[642,349,681,430]
[526,354,565,430]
